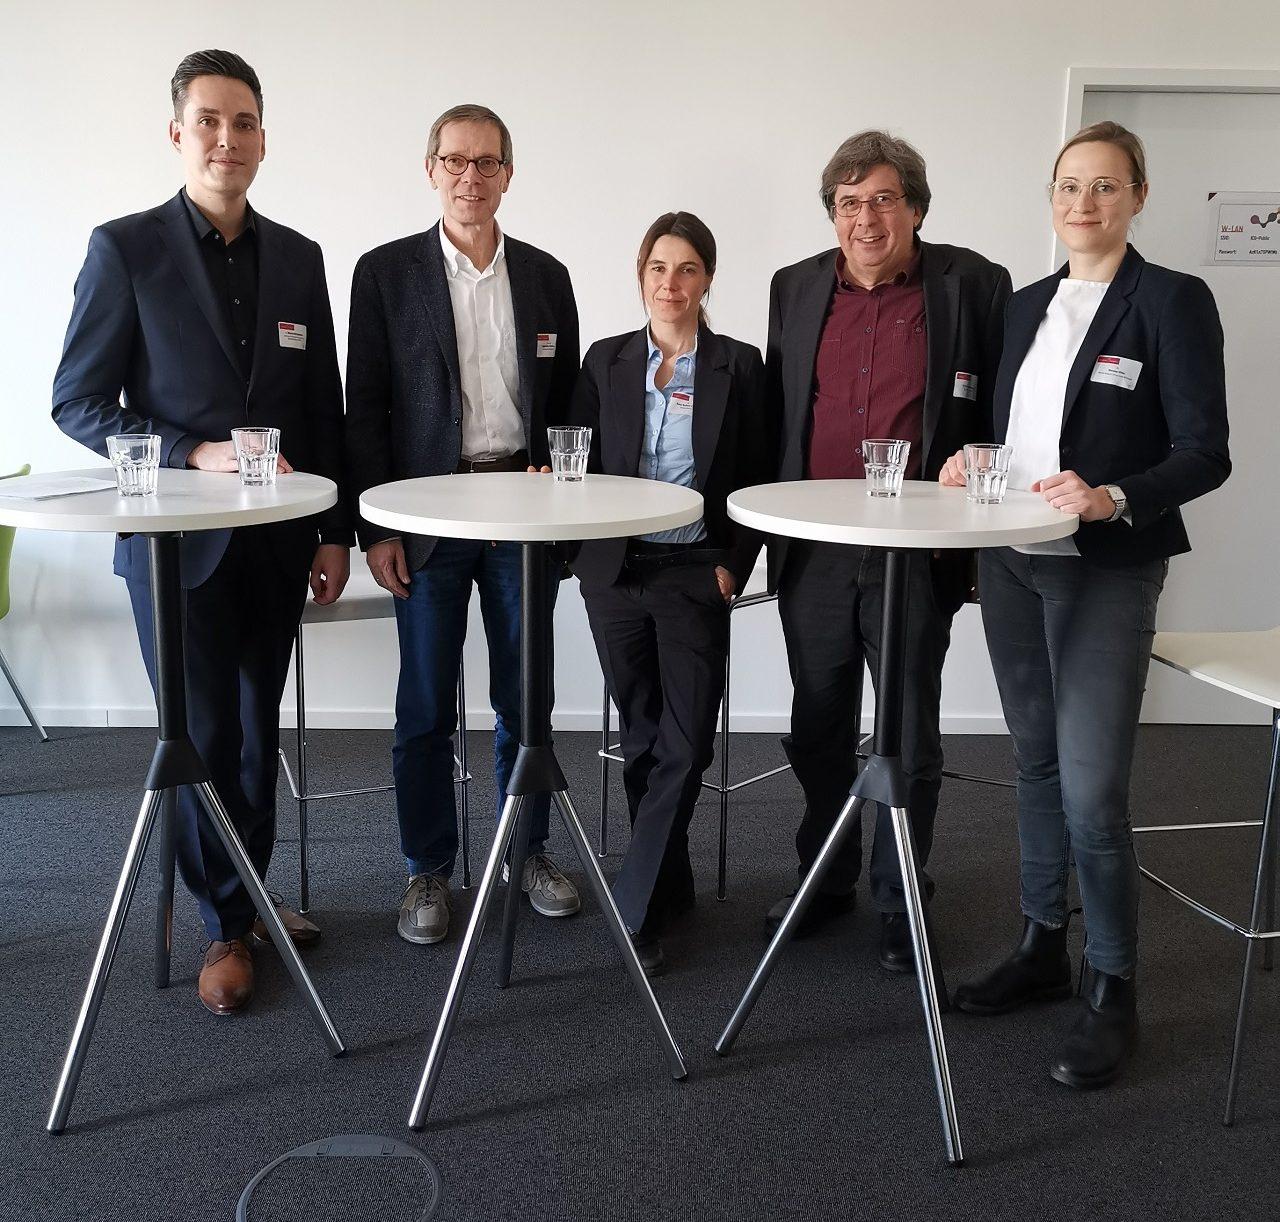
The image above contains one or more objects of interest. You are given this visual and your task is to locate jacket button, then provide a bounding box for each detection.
[1061,446,1073,459]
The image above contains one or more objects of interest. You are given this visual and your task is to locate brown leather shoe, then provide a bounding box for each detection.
[198,939,254,1015]
[250,902,322,948]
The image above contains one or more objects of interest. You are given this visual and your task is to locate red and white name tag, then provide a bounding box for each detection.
[952,371,978,401]
[277,321,307,350]
[536,332,557,358]
[669,390,694,415]
[1091,354,1142,391]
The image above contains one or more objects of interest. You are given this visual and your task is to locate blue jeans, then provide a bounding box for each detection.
[392,538,559,879]
[979,547,1166,977]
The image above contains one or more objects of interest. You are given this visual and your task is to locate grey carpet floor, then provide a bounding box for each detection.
[1,724,1278,1221]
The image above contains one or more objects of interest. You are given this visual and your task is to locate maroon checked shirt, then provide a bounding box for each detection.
[806,251,927,481]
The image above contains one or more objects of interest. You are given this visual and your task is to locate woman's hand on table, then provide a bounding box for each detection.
[526,465,552,474]
[1032,471,1114,521]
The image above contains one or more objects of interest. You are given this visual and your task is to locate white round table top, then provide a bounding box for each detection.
[360,472,704,542]
[0,468,337,534]
[727,480,1078,549]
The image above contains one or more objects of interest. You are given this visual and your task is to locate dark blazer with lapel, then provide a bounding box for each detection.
[51,191,348,589]
[568,326,770,589]
[344,222,580,572]
[765,239,1012,606]
[995,246,1230,567]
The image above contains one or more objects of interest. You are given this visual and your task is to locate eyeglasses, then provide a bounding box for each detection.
[1049,178,1140,206]
[436,153,508,178]
[832,191,907,218]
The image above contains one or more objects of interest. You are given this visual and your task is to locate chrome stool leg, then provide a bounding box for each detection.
[0,644,48,742]
[294,626,311,914]
[458,659,472,889]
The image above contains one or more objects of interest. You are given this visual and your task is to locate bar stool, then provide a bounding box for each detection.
[1141,625,1280,1125]
[597,583,792,901]
[279,591,474,911]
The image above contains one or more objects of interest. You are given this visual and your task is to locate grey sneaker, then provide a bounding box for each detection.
[518,853,580,918]
[398,874,451,945]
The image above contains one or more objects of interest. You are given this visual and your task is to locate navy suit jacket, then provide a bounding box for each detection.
[569,326,771,589]
[51,191,349,588]
[766,239,1012,607]
[344,223,580,571]
[995,246,1231,567]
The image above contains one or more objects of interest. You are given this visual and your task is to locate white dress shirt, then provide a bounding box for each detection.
[1006,278,1108,556]
[439,224,523,461]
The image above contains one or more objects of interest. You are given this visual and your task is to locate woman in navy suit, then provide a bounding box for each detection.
[570,212,769,976]
[941,123,1230,1086]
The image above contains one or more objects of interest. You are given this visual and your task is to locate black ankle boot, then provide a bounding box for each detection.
[1050,964,1137,1089]
[954,916,1072,1016]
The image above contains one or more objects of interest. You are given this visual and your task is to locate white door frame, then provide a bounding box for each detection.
[1051,68,1280,269]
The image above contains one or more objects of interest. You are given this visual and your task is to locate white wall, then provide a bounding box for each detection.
[2,1,1276,730]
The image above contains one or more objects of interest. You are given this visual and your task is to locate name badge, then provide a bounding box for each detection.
[952,371,978,401]
[669,390,694,415]
[277,322,307,350]
[536,332,557,358]
[1091,355,1142,391]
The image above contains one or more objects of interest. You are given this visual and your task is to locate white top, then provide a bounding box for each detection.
[0,468,336,534]
[727,481,1077,550]
[1006,278,1108,556]
[439,224,523,462]
[360,472,703,542]
[1152,627,1280,710]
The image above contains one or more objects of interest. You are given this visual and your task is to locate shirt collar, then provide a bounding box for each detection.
[181,188,255,242]
[645,327,699,366]
[835,243,921,293]
[439,222,505,278]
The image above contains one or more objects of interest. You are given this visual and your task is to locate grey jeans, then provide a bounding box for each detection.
[979,546,1167,977]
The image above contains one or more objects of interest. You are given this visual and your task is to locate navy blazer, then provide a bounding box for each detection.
[995,246,1230,567]
[51,191,349,589]
[569,326,770,588]
[344,223,580,571]
[766,239,1012,606]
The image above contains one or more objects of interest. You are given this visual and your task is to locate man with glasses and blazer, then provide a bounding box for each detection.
[346,103,581,948]
[763,130,1012,972]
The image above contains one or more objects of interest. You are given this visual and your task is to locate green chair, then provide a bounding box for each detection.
[0,464,48,741]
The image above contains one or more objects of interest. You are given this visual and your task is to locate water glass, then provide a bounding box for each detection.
[232,427,281,487]
[547,426,591,483]
[106,434,160,497]
[862,438,910,498]
[964,443,1013,504]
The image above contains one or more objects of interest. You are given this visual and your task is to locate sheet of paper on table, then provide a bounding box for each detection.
[0,475,117,500]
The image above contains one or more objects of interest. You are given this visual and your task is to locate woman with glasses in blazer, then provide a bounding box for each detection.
[570,212,769,976]
[940,122,1231,1087]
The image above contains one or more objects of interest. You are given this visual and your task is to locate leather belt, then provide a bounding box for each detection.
[456,450,530,474]
[625,540,726,570]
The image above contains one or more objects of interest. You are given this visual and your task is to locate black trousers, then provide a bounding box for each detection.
[126,528,309,941]
[777,541,952,911]
[582,562,729,933]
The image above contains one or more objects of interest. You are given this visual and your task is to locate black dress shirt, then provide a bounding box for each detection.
[181,189,259,381]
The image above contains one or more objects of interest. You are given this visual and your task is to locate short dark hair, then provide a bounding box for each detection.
[636,212,717,326]
[427,104,513,166]
[171,50,263,122]
[820,130,931,228]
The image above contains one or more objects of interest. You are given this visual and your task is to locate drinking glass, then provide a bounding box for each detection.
[963,443,1013,504]
[232,427,281,487]
[106,434,160,497]
[547,426,591,483]
[862,438,910,497]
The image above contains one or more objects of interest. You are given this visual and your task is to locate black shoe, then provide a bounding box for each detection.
[954,916,1073,1016]
[631,932,665,979]
[764,888,856,939]
[878,912,914,974]
[1050,964,1137,1089]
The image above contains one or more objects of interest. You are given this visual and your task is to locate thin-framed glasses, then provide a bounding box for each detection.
[832,191,907,218]
[436,153,508,178]
[1049,178,1140,206]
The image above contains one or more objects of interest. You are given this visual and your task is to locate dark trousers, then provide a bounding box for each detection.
[777,541,952,910]
[979,547,1166,978]
[125,528,309,942]
[392,539,560,880]
[582,562,729,933]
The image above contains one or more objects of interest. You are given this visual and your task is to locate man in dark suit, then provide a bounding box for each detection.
[764,130,1012,969]
[52,50,350,1015]
[345,104,581,946]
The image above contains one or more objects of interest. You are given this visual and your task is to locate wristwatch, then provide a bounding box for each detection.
[1105,484,1127,523]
